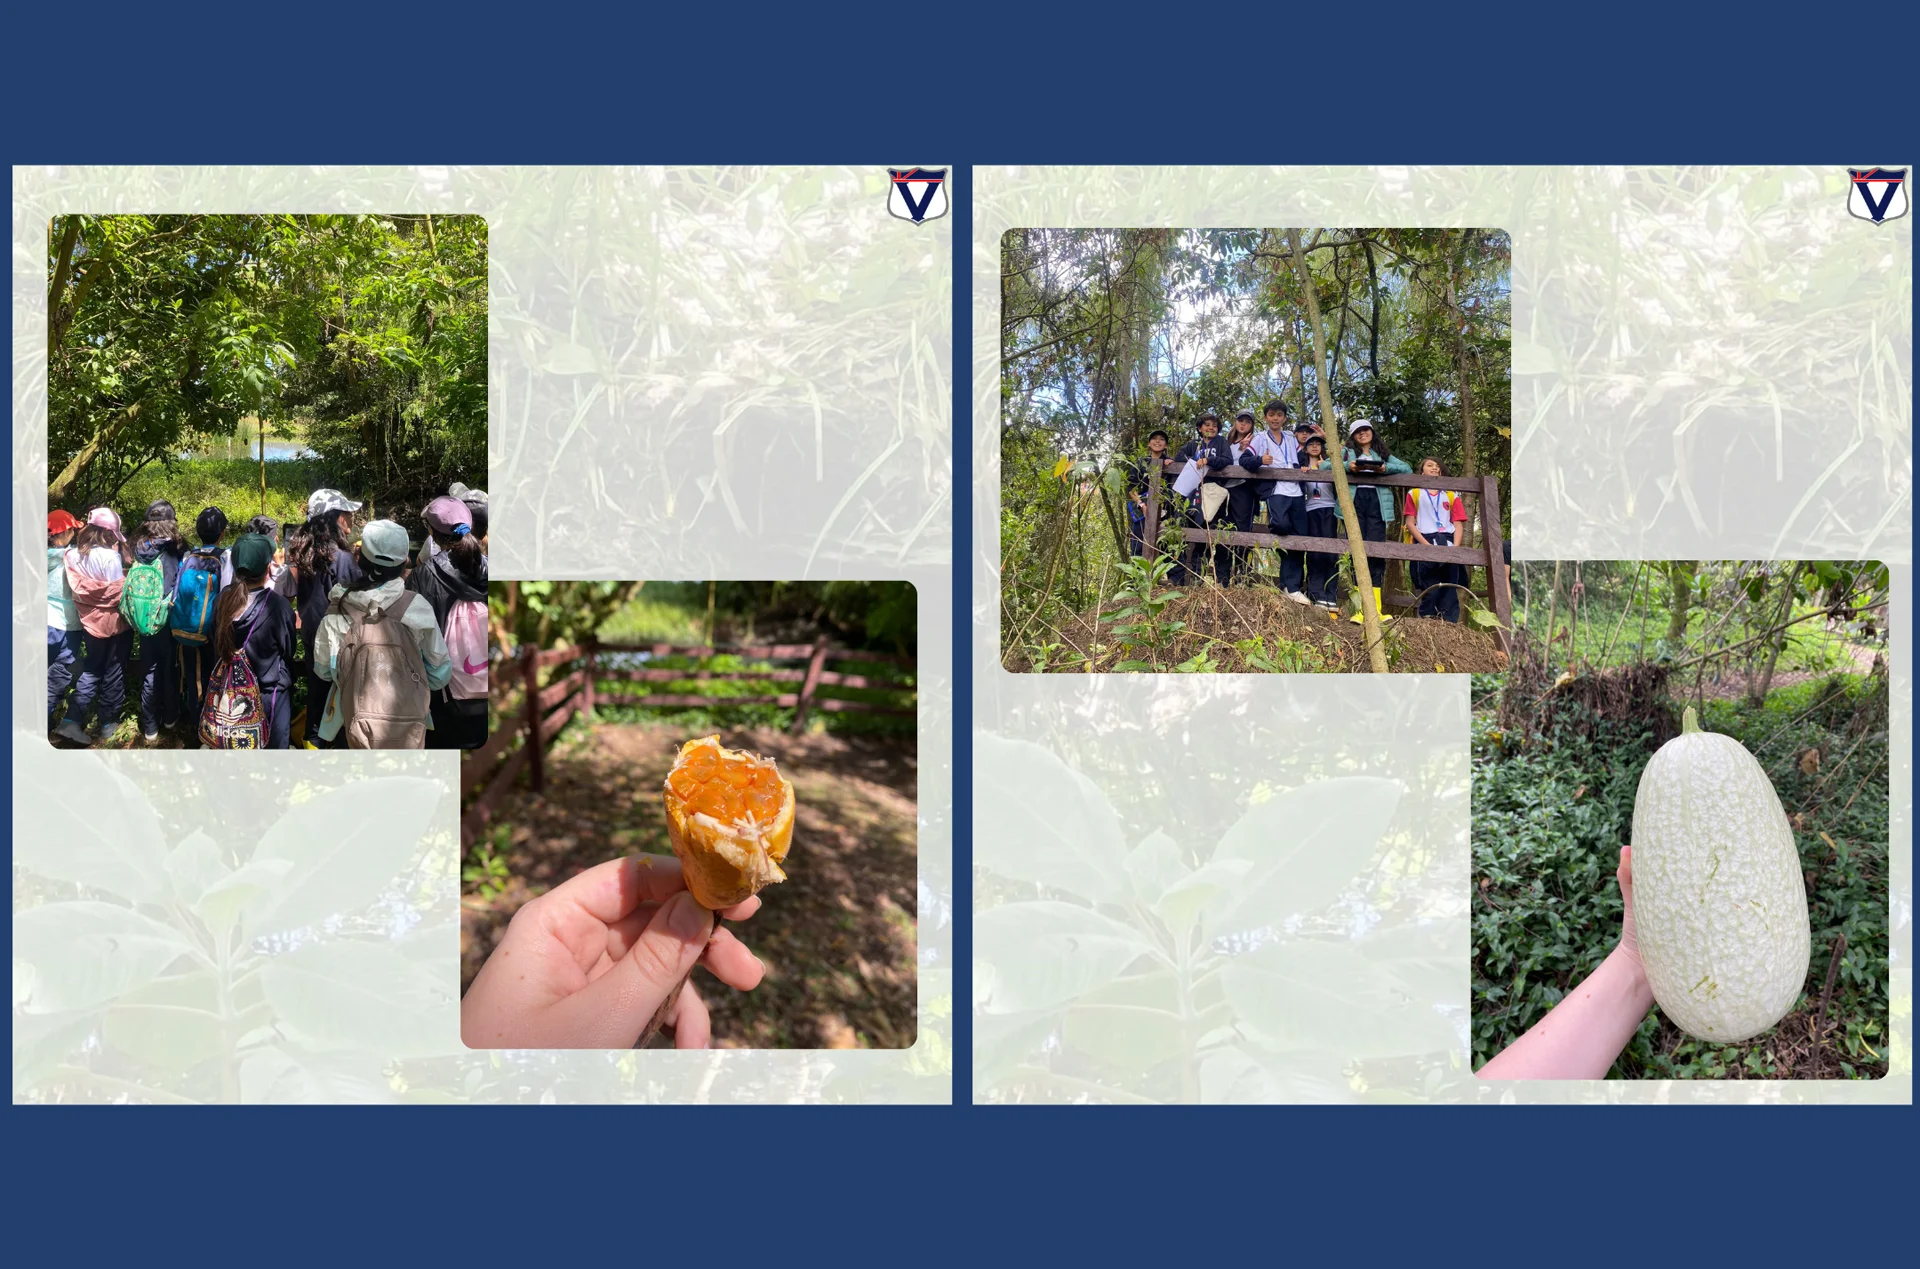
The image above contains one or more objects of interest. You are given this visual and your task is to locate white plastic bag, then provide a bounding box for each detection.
[1172,459,1203,497]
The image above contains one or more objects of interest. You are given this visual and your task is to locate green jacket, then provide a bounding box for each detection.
[1336,449,1410,523]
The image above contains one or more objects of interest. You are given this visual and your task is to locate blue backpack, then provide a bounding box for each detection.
[169,547,225,645]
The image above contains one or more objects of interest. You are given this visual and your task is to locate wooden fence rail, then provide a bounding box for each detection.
[1144,461,1512,638]
[461,638,916,846]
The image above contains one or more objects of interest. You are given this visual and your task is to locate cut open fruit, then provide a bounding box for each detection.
[662,735,795,909]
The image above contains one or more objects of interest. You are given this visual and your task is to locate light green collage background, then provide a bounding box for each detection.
[971,166,1910,1103]
[13,166,952,1104]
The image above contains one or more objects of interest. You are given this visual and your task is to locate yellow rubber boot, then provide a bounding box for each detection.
[1350,587,1394,624]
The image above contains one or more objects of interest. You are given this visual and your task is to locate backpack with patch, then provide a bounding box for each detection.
[335,589,430,749]
[169,548,224,644]
[199,603,268,749]
[443,598,489,701]
[120,558,171,636]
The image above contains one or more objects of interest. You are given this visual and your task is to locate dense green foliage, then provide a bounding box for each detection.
[1000,228,1510,663]
[1472,674,1889,1078]
[49,214,485,514]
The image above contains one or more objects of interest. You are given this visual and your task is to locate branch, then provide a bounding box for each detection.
[48,401,146,504]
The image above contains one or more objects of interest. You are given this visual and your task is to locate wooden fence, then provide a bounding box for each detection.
[1145,460,1512,639]
[460,639,916,846]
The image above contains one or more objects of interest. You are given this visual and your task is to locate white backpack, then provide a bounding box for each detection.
[444,598,489,701]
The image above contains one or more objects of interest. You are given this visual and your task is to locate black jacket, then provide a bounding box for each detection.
[410,549,488,632]
[230,589,296,691]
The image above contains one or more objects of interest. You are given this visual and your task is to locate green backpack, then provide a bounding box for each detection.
[121,558,171,636]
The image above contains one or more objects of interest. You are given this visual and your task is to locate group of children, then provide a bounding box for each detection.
[47,482,491,750]
[1127,400,1475,622]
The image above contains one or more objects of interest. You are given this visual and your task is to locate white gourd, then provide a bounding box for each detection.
[1629,707,1811,1042]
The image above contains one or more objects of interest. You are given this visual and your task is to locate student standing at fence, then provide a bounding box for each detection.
[53,508,135,746]
[1405,458,1470,622]
[131,500,188,741]
[209,533,297,749]
[412,497,490,750]
[46,510,83,732]
[172,507,235,734]
[1171,412,1233,585]
[1220,410,1262,584]
[1298,430,1341,610]
[1126,429,1171,558]
[1247,400,1308,603]
[311,520,451,749]
[1338,420,1410,623]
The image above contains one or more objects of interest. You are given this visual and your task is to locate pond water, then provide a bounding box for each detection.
[176,439,317,462]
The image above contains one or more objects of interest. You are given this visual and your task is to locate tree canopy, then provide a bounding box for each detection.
[48,213,486,510]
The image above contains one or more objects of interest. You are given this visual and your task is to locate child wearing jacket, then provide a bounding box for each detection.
[1338,420,1411,621]
[1171,412,1234,585]
[132,500,188,741]
[311,519,452,749]
[1298,431,1341,609]
[54,508,135,746]
[209,533,297,749]
[46,510,83,731]
[412,497,490,750]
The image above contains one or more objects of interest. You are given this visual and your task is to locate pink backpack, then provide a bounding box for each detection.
[443,598,489,701]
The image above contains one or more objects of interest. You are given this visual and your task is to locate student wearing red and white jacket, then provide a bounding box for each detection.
[1404,457,1471,622]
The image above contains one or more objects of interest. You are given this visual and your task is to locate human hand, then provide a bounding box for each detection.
[1616,844,1640,965]
[461,854,765,1050]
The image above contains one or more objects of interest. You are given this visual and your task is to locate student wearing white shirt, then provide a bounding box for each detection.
[1405,457,1470,622]
[1297,430,1341,609]
[1246,400,1309,603]
[1221,410,1262,584]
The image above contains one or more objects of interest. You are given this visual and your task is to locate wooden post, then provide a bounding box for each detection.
[582,636,597,719]
[522,643,545,794]
[790,640,830,734]
[1480,475,1512,650]
[1143,461,1162,562]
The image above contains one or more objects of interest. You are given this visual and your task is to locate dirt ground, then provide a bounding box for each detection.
[1015,585,1507,673]
[461,722,918,1050]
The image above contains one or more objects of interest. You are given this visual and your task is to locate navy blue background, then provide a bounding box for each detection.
[7,7,1915,1263]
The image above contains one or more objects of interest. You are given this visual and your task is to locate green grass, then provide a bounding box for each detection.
[1513,586,1866,676]
[596,596,704,644]
[116,457,325,530]
[1471,673,1890,1079]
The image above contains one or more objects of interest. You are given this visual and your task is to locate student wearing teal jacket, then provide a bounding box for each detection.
[1336,420,1410,592]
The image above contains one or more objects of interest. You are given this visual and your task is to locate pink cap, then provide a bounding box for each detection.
[86,507,121,532]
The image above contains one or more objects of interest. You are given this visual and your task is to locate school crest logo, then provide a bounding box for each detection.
[1846,167,1908,224]
[887,167,949,224]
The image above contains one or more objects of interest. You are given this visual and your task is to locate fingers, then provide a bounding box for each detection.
[701,925,766,992]
[603,893,762,963]
[1618,844,1634,893]
[670,980,711,1050]
[547,853,694,927]
[538,891,713,1049]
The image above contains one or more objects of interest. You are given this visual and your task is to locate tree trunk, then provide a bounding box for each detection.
[1665,561,1696,644]
[1448,243,1478,478]
[48,401,144,504]
[1749,563,1804,705]
[1287,229,1388,673]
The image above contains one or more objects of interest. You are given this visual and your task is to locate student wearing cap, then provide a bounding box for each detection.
[450,483,488,545]
[1337,419,1411,622]
[1405,457,1471,622]
[210,532,298,749]
[306,488,366,591]
[1244,400,1309,602]
[310,519,452,748]
[1220,410,1263,583]
[46,510,84,730]
[54,508,136,745]
[412,497,490,750]
[1171,412,1234,585]
[131,500,189,741]
[1298,430,1342,609]
[1126,429,1172,558]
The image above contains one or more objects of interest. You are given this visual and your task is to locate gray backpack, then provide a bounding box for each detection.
[333,589,430,749]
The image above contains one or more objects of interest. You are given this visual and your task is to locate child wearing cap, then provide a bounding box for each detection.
[1337,420,1411,621]
[1127,431,1171,558]
[1298,432,1341,609]
[209,533,297,749]
[311,519,453,748]
[132,500,188,741]
[450,483,488,546]
[1244,401,1309,602]
[1221,411,1263,584]
[46,510,84,731]
[1171,412,1234,585]
[53,508,136,745]
[1405,458,1471,622]
[412,497,489,749]
[306,489,366,592]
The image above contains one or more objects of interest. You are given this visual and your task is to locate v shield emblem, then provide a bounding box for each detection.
[1847,167,1908,224]
[887,167,949,224]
